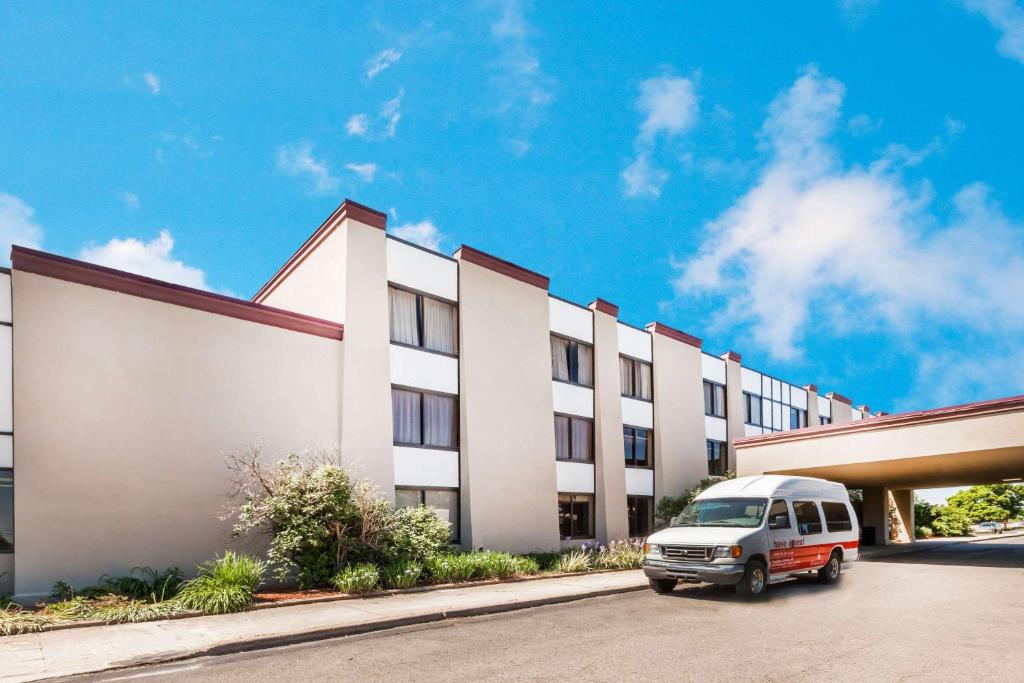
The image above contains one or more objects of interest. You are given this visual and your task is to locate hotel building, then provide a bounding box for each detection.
[0,200,874,598]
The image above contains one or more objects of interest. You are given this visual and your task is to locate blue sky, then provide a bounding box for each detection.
[2,0,1023,441]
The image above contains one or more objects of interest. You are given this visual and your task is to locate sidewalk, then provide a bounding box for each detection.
[0,570,648,682]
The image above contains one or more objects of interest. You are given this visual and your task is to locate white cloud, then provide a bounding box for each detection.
[142,72,161,95]
[672,66,1024,365]
[380,88,404,138]
[346,113,369,137]
[119,192,140,210]
[847,113,882,136]
[621,74,699,198]
[276,141,340,194]
[345,162,378,183]
[0,192,44,264]
[488,0,555,153]
[79,230,212,290]
[964,0,1024,64]
[390,220,444,251]
[365,48,402,79]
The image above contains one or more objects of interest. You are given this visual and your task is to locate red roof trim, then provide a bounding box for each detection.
[590,298,619,317]
[827,391,852,406]
[252,199,387,303]
[12,246,345,341]
[646,322,702,349]
[734,394,1024,448]
[454,245,549,290]
[722,350,741,363]
[803,384,819,393]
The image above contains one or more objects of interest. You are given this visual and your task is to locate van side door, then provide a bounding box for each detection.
[766,498,801,575]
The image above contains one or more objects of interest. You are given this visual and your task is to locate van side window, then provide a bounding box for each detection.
[767,499,791,530]
[793,501,823,535]
[822,502,853,532]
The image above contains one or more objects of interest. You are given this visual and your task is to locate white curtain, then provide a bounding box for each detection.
[554,415,570,459]
[571,419,592,461]
[637,362,652,400]
[392,389,421,444]
[423,394,456,448]
[389,288,420,346]
[551,337,570,381]
[619,357,632,396]
[575,344,593,386]
[714,384,726,416]
[423,297,457,354]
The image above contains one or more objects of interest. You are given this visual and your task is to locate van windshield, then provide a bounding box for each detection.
[672,498,768,528]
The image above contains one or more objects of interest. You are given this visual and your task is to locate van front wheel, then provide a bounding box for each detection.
[649,578,677,594]
[818,551,842,584]
[735,560,768,599]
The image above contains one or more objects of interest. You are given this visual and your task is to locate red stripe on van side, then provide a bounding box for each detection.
[770,540,857,572]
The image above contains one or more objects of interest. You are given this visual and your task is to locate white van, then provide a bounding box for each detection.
[643,475,859,598]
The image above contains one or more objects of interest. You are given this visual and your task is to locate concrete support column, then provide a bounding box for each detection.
[889,488,914,544]
[804,384,821,427]
[861,486,887,546]
[721,351,744,473]
[590,299,628,543]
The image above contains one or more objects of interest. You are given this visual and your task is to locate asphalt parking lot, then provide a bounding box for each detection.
[82,535,1024,682]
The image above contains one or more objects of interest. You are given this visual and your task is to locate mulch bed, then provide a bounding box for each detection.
[253,588,339,604]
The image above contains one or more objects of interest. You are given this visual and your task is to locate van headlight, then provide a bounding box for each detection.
[644,543,661,557]
[713,545,742,559]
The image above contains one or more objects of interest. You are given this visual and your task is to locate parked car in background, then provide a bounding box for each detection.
[974,521,1004,534]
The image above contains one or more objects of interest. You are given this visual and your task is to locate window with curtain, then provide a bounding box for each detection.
[744,393,763,426]
[554,415,593,462]
[619,356,652,400]
[558,493,594,539]
[706,440,727,476]
[388,286,458,355]
[550,335,593,386]
[623,426,651,467]
[391,387,457,449]
[703,381,726,417]
[0,469,11,552]
[395,487,459,542]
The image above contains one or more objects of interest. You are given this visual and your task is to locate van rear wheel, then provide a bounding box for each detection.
[818,551,842,584]
[649,578,677,594]
[735,560,767,599]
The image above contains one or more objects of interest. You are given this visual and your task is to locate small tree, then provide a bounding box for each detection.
[947,485,1024,526]
[914,495,936,528]
[655,472,736,527]
[930,505,972,537]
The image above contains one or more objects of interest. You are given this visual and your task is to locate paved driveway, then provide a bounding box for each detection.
[77,536,1024,682]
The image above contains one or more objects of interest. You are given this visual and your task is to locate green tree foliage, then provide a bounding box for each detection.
[914,495,937,528]
[946,484,1024,524]
[930,505,972,537]
[655,472,736,527]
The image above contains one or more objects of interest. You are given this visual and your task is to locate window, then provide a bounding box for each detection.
[627,496,654,537]
[389,286,458,355]
[767,499,791,530]
[793,501,823,535]
[623,426,651,467]
[0,469,11,552]
[822,502,853,532]
[395,487,459,542]
[789,407,807,429]
[558,493,594,539]
[619,356,652,400]
[744,393,763,426]
[550,336,593,386]
[706,440,727,476]
[554,415,594,462]
[820,415,832,425]
[703,381,726,417]
[392,388,458,449]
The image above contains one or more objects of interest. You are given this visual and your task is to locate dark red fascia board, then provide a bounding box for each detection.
[803,384,819,393]
[590,298,619,317]
[735,394,1024,447]
[827,391,853,405]
[11,246,344,341]
[857,404,871,413]
[646,322,702,349]
[454,244,549,290]
[252,198,387,303]
[722,350,741,363]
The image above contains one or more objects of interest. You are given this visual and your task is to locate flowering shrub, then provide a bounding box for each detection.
[380,560,422,589]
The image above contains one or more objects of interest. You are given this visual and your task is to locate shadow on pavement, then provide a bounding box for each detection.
[862,540,1024,569]
[657,575,841,604]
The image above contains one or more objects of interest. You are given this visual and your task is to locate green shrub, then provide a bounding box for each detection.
[931,506,972,537]
[655,473,736,527]
[915,526,934,539]
[558,549,592,573]
[380,560,422,589]
[333,563,380,593]
[594,540,645,569]
[426,553,477,584]
[98,567,184,603]
[175,551,267,615]
[391,506,452,563]
[468,551,520,580]
[511,555,541,575]
[522,552,562,572]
